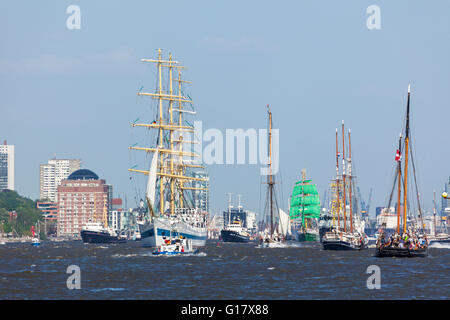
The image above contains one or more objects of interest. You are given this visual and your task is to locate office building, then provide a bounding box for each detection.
[0,140,14,191]
[40,158,81,202]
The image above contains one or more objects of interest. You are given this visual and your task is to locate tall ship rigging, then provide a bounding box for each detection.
[322,121,367,250]
[376,85,428,257]
[259,105,289,248]
[289,169,320,242]
[129,49,208,248]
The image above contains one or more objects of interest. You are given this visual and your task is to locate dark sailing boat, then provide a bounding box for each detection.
[376,85,428,257]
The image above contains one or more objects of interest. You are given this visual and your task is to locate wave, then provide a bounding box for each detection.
[429,242,450,249]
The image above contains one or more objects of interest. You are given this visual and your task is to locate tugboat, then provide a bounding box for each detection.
[376,85,428,258]
[221,219,251,242]
[152,234,198,256]
[221,194,251,243]
[80,221,126,244]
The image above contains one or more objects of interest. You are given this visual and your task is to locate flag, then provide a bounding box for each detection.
[395,149,402,162]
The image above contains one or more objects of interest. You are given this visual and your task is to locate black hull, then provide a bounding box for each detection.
[376,246,428,257]
[221,230,250,243]
[319,226,332,242]
[80,230,126,244]
[322,239,364,250]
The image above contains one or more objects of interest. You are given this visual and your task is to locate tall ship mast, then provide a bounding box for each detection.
[376,85,428,257]
[259,105,289,248]
[129,49,208,247]
[289,169,321,242]
[322,121,367,250]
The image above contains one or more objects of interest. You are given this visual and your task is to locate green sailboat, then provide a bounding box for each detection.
[289,169,321,242]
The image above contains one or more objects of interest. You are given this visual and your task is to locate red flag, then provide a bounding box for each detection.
[31,226,35,237]
[395,149,402,162]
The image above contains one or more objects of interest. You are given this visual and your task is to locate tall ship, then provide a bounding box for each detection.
[129,49,208,248]
[322,122,367,250]
[80,221,126,244]
[221,194,251,243]
[376,85,428,257]
[258,105,288,248]
[289,169,320,242]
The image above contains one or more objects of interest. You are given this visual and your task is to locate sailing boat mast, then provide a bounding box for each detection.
[335,128,340,230]
[433,190,437,236]
[396,133,402,234]
[348,128,353,233]
[402,84,411,234]
[130,49,206,216]
[267,104,274,235]
[341,121,347,232]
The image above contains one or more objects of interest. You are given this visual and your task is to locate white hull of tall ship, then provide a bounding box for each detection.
[139,216,207,248]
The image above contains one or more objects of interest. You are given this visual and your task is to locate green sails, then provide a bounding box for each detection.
[289,179,321,225]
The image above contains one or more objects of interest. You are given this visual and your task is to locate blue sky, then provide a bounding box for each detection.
[1,1,449,219]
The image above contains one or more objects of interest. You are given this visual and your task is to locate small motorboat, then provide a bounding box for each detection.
[31,238,41,247]
[152,235,198,256]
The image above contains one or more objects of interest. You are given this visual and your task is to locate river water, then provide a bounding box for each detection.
[0,240,448,300]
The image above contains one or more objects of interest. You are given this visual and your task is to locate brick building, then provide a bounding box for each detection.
[57,169,112,238]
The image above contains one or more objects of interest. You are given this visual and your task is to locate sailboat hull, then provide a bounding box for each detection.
[322,239,364,250]
[298,231,319,242]
[139,217,207,248]
[220,230,251,243]
[376,246,427,257]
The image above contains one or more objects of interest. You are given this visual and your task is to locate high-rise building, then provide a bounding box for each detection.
[40,158,81,202]
[192,171,209,213]
[57,169,111,238]
[0,140,14,191]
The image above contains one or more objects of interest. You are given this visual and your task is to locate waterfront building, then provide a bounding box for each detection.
[0,140,14,191]
[376,207,396,230]
[36,201,58,221]
[56,169,111,238]
[40,158,81,202]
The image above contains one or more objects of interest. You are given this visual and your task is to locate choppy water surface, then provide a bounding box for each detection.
[0,240,448,299]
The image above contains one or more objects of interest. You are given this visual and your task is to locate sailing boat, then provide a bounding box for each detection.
[129,49,208,248]
[376,85,428,257]
[322,121,367,250]
[289,169,320,242]
[31,223,40,247]
[258,105,287,248]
